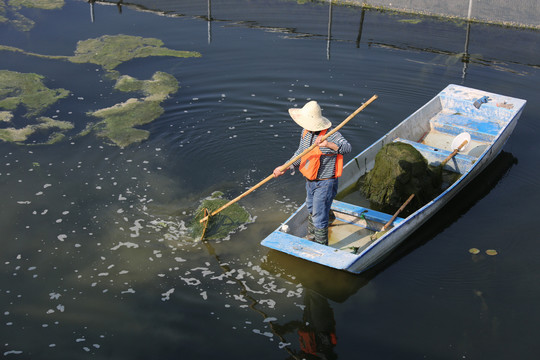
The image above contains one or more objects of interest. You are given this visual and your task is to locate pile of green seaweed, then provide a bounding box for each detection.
[361,142,444,214]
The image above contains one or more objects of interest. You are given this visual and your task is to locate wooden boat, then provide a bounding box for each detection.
[261,84,526,274]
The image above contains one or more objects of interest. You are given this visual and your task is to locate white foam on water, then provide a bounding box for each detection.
[252,329,274,338]
[161,288,174,301]
[180,277,201,286]
[129,219,144,238]
[3,350,23,356]
[110,242,139,250]
[1,146,313,358]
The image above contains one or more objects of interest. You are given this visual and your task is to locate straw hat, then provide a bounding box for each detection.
[288,101,331,132]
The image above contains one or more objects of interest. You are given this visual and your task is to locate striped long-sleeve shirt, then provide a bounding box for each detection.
[289,129,351,180]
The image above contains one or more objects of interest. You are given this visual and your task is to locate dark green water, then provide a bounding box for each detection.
[1,1,539,359]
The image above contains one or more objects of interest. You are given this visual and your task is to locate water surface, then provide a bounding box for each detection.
[1,1,539,359]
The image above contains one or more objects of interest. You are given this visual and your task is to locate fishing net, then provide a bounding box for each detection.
[361,142,442,213]
[191,192,252,240]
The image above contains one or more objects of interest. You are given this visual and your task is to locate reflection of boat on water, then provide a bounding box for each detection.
[262,84,526,274]
[263,249,371,303]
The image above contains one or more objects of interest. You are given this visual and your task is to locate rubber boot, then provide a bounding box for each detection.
[306,214,315,241]
[328,210,336,224]
[313,226,329,245]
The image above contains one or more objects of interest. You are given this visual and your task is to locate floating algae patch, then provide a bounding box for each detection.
[0,116,73,144]
[0,36,199,147]
[8,0,64,10]
[0,70,72,144]
[0,35,201,75]
[69,35,201,74]
[114,71,179,101]
[86,71,179,147]
[399,19,423,24]
[0,44,68,60]
[361,142,441,213]
[0,0,64,31]
[190,192,252,241]
[0,111,13,122]
[0,0,6,20]
[0,70,70,117]
[88,98,164,148]
[114,75,146,93]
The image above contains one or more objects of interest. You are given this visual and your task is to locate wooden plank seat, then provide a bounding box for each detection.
[430,112,501,142]
[331,200,404,231]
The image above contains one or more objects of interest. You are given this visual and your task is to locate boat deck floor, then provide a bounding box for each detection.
[328,219,374,253]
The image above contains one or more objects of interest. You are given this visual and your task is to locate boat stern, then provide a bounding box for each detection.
[261,230,359,271]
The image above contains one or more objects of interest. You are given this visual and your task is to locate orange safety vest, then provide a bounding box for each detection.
[298,330,317,355]
[298,330,337,355]
[299,129,343,181]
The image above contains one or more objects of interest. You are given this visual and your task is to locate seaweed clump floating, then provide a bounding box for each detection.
[0,70,72,144]
[85,71,180,148]
[0,70,70,117]
[0,35,202,147]
[1,0,65,31]
[69,35,201,76]
[190,192,252,241]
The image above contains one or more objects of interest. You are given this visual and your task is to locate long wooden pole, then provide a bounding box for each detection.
[369,193,415,242]
[381,194,415,232]
[199,94,378,223]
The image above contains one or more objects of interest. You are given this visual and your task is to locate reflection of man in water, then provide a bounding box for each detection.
[274,289,337,359]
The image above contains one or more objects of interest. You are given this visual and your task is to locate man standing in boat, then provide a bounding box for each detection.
[273,101,351,245]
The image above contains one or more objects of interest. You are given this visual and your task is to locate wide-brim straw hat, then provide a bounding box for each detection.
[288,101,331,132]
